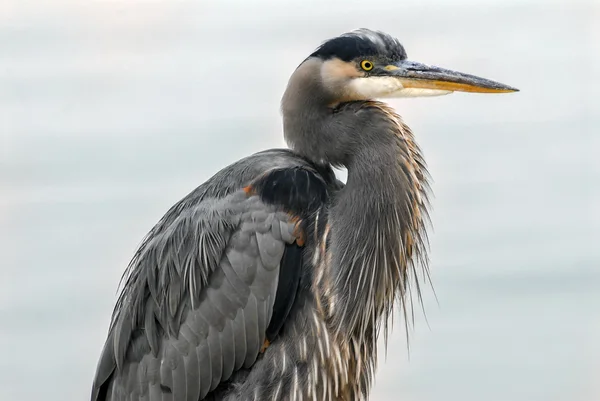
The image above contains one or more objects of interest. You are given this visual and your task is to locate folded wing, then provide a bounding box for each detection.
[91,152,336,401]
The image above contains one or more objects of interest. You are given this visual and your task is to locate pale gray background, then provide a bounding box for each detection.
[1,0,599,400]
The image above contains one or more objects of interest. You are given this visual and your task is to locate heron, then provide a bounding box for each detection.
[91,29,517,401]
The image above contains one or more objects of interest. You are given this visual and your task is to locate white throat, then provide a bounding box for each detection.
[348,76,451,98]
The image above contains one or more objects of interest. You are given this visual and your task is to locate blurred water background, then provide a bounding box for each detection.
[1,0,599,400]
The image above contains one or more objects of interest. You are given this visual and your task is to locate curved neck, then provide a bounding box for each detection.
[282,58,359,167]
[333,106,430,335]
[282,59,431,348]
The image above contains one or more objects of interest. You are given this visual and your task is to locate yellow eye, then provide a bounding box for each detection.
[360,60,374,71]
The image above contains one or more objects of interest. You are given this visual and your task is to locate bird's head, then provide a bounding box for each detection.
[298,28,517,104]
[282,29,517,165]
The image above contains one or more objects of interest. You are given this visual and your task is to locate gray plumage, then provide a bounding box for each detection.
[91,29,517,401]
[92,150,327,400]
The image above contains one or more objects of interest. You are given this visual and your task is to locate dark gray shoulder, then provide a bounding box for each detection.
[143,149,335,235]
[187,148,329,202]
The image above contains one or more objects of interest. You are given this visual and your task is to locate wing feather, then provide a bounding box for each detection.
[231,308,247,371]
[182,348,200,401]
[170,349,186,401]
[207,325,223,392]
[158,346,173,393]
[91,154,336,401]
[196,342,211,400]
[242,293,261,369]
[148,384,160,401]
[219,318,236,382]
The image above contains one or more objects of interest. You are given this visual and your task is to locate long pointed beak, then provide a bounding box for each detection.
[384,60,518,93]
